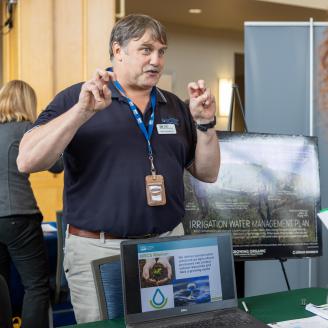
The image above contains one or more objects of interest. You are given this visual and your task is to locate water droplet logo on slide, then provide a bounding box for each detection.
[149,288,168,309]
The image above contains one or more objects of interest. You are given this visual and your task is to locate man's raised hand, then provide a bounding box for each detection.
[188,80,216,124]
[78,68,116,113]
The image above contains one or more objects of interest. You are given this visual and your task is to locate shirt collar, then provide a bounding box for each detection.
[109,81,167,104]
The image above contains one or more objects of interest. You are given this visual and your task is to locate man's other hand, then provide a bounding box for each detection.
[188,80,216,124]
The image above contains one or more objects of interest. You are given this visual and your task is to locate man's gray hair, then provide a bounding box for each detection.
[109,14,167,60]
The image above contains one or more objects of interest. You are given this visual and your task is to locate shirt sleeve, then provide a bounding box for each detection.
[32,82,83,128]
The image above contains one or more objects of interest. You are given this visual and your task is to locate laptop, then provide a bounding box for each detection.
[120,232,267,328]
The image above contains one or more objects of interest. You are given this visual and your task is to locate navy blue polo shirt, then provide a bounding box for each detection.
[34,82,196,236]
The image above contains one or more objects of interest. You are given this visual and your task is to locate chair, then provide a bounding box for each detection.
[54,210,69,304]
[91,255,124,320]
[0,274,12,328]
[52,211,76,326]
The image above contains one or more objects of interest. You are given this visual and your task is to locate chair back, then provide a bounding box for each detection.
[54,210,69,304]
[91,255,124,320]
[0,274,12,328]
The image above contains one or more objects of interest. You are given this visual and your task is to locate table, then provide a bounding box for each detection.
[238,287,328,324]
[64,288,328,327]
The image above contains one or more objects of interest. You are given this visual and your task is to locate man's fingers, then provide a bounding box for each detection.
[94,70,114,100]
[103,84,111,101]
[94,68,117,83]
[187,82,200,97]
[209,94,216,106]
[85,83,103,102]
[195,90,210,105]
[188,82,198,91]
[197,79,205,91]
[94,68,109,82]
[194,88,215,107]
[188,80,207,98]
[83,81,111,104]
[78,71,114,112]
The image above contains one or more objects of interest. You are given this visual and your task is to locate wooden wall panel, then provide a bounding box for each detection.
[54,0,84,92]
[2,0,116,221]
[2,4,19,84]
[86,0,115,77]
[18,0,54,112]
[30,172,64,220]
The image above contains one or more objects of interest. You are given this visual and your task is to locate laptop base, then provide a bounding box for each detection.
[127,308,267,328]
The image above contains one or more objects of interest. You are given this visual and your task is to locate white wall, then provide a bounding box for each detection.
[257,0,328,10]
[159,23,244,130]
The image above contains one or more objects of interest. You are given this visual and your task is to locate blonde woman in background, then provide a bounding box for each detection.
[0,80,50,328]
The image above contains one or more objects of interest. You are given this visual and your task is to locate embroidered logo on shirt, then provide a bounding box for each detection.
[161,118,180,126]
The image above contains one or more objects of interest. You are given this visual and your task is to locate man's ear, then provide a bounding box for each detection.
[112,42,123,62]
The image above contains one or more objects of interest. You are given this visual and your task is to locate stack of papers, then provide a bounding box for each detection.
[41,223,57,232]
[318,209,328,230]
[268,303,328,327]
[305,303,328,320]
[269,316,328,327]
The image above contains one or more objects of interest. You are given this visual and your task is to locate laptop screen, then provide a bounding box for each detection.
[121,233,237,324]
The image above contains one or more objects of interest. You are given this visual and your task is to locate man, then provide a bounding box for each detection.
[17,14,220,323]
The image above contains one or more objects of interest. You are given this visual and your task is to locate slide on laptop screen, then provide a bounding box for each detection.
[121,233,267,328]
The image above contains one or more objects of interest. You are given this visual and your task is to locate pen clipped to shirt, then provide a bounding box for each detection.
[242,301,249,313]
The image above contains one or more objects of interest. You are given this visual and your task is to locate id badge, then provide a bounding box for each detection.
[145,174,166,206]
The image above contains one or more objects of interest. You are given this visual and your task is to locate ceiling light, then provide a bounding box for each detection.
[188,8,202,14]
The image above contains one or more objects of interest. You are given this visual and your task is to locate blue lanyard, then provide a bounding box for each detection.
[112,80,157,157]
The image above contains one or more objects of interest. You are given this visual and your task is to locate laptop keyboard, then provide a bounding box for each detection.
[154,309,256,328]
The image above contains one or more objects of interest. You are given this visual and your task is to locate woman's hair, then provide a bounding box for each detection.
[0,80,37,123]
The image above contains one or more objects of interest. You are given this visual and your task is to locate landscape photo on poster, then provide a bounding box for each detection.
[183,132,321,259]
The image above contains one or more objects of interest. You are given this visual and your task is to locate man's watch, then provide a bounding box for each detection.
[195,116,216,132]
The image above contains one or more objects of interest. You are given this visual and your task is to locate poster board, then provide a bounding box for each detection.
[183,131,322,260]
